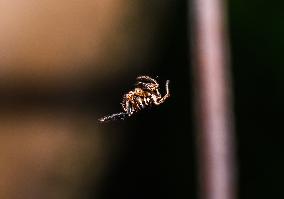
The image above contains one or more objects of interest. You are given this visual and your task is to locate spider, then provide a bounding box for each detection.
[98,75,170,122]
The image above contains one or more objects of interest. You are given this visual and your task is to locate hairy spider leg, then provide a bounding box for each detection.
[98,112,128,122]
[152,80,170,105]
[125,100,136,116]
[135,81,160,93]
[143,96,150,105]
[136,76,158,84]
[136,96,145,109]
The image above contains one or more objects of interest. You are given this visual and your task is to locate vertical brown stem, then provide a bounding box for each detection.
[189,0,237,199]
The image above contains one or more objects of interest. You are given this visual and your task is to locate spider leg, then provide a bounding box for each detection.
[135,82,154,91]
[98,112,128,122]
[143,97,149,105]
[126,100,135,116]
[121,94,128,112]
[136,76,158,84]
[152,80,170,105]
[136,96,145,109]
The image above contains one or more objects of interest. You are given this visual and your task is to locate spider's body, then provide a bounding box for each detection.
[99,75,170,122]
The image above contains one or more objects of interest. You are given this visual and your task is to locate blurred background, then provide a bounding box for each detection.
[0,0,283,198]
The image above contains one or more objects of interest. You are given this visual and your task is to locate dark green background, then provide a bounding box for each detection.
[230,0,284,198]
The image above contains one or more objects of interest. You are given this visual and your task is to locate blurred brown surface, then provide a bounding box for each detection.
[0,110,117,199]
[0,0,170,90]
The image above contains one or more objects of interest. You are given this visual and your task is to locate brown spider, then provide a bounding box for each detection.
[98,75,170,122]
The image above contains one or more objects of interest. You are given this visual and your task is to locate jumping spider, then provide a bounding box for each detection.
[98,75,170,122]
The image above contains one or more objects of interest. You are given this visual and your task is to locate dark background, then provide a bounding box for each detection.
[230,0,284,198]
[99,0,284,198]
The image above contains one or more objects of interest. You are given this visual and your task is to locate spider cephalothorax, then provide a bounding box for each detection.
[98,75,170,122]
